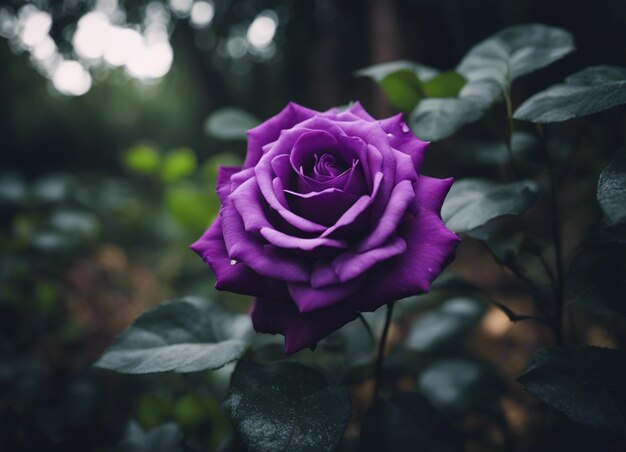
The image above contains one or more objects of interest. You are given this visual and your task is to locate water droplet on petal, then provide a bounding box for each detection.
[401,123,410,133]
[387,133,393,138]
[230,259,238,265]
[428,267,433,272]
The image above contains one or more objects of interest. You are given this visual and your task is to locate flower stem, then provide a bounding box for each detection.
[547,152,565,345]
[504,83,519,179]
[373,302,395,402]
[540,125,565,345]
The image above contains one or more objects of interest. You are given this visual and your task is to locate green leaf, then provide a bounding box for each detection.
[457,23,574,89]
[355,61,440,113]
[449,131,538,167]
[441,179,539,233]
[204,107,260,140]
[409,79,501,141]
[165,184,218,233]
[514,66,626,123]
[518,346,626,439]
[160,148,197,184]
[116,421,182,452]
[355,60,440,83]
[360,392,464,452]
[95,297,251,374]
[566,243,626,318]
[228,361,351,452]
[422,71,467,98]
[418,359,502,415]
[597,150,626,225]
[123,145,161,175]
[405,297,486,354]
[466,222,543,266]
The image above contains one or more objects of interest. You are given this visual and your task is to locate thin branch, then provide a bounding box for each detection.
[373,303,394,403]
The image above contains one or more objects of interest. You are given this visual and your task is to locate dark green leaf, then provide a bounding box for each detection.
[457,23,574,89]
[204,108,260,140]
[441,179,539,233]
[116,421,182,452]
[405,297,486,354]
[95,297,251,374]
[418,359,502,415]
[422,71,466,98]
[160,148,197,183]
[597,150,626,225]
[567,243,626,318]
[229,361,351,452]
[355,60,439,83]
[518,346,626,439]
[360,392,464,452]
[449,132,538,167]
[514,66,626,123]
[409,80,501,141]
[466,222,543,265]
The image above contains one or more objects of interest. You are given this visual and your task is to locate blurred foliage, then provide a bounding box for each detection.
[2,0,626,451]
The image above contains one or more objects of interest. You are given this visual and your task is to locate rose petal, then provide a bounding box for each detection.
[412,175,454,215]
[332,235,407,283]
[287,275,364,313]
[251,298,359,354]
[260,227,348,251]
[245,102,318,169]
[284,187,359,226]
[347,209,461,313]
[380,113,429,171]
[321,171,383,238]
[356,179,415,252]
[190,217,289,301]
[221,189,311,283]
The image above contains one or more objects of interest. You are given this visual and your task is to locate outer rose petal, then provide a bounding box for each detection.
[245,102,319,169]
[251,298,359,354]
[380,114,429,171]
[190,218,290,302]
[348,213,460,312]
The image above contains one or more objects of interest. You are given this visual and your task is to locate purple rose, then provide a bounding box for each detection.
[192,102,460,353]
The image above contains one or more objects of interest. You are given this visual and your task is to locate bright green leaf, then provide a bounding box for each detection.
[160,148,197,183]
[514,66,626,123]
[597,150,626,225]
[442,179,539,233]
[422,71,467,98]
[457,23,574,89]
[95,297,251,374]
[518,346,626,440]
[355,61,441,112]
[229,361,351,452]
[405,297,486,354]
[360,392,464,452]
[204,107,260,140]
[123,145,161,175]
[165,184,218,233]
